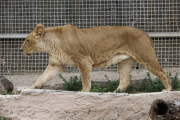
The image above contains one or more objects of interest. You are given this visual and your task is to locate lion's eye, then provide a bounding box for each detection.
[27,40,29,43]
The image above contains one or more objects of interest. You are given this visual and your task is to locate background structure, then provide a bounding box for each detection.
[0,0,180,79]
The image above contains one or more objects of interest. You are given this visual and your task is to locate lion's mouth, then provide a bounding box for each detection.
[26,53,32,57]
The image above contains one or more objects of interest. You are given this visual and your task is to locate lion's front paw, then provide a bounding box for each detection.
[162,89,172,92]
[30,84,43,89]
[162,87,173,92]
[80,89,90,92]
[30,85,35,89]
[162,89,167,92]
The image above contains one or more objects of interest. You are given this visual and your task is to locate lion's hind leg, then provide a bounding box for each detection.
[145,66,172,91]
[116,58,136,92]
[137,57,173,92]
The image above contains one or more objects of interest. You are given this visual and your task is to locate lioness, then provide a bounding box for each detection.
[20,24,172,92]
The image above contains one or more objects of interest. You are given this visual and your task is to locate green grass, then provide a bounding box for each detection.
[0,116,11,120]
[59,74,82,91]
[89,83,106,93]
[0,90,12,95]
[59,74,119,92]
[4,91,11,95]
[126,72,180,93]
[170,73,180,90]
[59,72,180,93]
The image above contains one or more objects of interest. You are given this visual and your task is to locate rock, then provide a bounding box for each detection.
[16,84,65,93]
[0,72,13,94]
[16,86,30,93]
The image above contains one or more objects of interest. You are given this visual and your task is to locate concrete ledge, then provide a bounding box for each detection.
[1,32,180,39]
[0,89,180,120]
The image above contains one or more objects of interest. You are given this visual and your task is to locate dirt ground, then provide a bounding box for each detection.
[5,67,180,93]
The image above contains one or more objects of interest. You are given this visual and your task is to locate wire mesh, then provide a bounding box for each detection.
[0,0,180,75]
[1,37,180,75]
[0,0,179,33]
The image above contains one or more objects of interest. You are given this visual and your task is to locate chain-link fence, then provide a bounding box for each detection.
[1,0,180,33]
[0,0,180,77]
[1,37,180,75]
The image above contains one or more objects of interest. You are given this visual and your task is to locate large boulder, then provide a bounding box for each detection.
[0,72,13,94]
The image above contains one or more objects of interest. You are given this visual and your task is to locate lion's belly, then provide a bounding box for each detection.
[65,59,77,67]
[92,54,130,68]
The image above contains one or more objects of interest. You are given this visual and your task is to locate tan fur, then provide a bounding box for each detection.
[20,24,173,92]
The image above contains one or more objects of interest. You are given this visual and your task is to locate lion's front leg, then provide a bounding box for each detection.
[30,64,65,89]
[77,59,92,92]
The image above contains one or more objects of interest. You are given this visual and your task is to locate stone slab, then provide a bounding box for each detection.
[0,89,180,120]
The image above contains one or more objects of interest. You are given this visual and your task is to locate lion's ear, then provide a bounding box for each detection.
[33,24,44,39]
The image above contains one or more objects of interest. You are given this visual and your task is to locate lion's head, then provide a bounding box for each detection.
[20,24,45,57]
